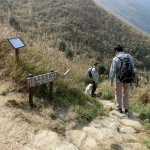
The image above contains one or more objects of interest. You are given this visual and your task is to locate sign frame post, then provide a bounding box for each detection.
[7,37,26,63]
[28,74,34,107]
[15,48,19,63]
[49,70,54,101]
[29,86,33,107]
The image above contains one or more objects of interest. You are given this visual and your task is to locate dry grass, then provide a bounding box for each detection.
[0,15,150,149]
[0,23,101,138]
[139,89,150,104]
[0,89,75,134]
[0,80,12,95]
[0,92,66,149]
[0,25,77,142]
[97,80,115,100]
[130,81,150,103]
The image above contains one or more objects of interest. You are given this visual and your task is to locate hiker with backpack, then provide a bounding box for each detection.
[109,45,134,114]
[90,62,99,97]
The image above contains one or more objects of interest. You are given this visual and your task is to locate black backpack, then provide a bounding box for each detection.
[87,66,93,78]
[117,57,135,83]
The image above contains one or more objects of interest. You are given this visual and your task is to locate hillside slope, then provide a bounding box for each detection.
[93,0,150,34]
[1,0,150,69]
[1,4,150,148]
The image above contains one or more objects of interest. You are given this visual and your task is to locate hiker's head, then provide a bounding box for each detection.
[94,62,99,67]
[114,45,123,53]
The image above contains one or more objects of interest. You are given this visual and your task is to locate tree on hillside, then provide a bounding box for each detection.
[64,48,74,59]
[58,40,66,52]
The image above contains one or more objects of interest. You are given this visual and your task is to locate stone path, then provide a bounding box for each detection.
[0,77,149,150]
[21,99,149,150]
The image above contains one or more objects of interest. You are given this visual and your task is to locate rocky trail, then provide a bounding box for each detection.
[0,91,149,150]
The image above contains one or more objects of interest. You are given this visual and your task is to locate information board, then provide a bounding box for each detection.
[27,72,58,88]
[7,37,26,49]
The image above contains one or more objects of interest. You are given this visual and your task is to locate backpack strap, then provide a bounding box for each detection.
[116,56,123,68]
[117,56,130,65]
[117,57,122,61]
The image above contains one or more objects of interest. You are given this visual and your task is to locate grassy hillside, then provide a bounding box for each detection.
[0,22,106,123]
[0,27,150,147]
[0,0,150,144]
[1,0,150,70]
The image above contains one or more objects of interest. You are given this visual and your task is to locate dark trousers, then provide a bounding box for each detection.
[91,81,97,96]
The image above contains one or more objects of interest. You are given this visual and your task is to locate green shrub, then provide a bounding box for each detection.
[98,64,106,75]
[130,100,150,130]
[96,55,102,61]
[142,139,150,149]
[103,90,114,100]
[64,48,74,59]
[53,79,104,121]
[34,84,49,100]
[98,86,114,100]
[58,40,66,52]
[9,17,21,30]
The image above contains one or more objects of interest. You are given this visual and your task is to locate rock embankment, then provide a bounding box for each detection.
[21,99,149,150]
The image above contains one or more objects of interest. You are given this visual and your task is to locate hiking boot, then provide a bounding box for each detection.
[123,109,129,118]
[117,108,122,113]
[91,93,96,97]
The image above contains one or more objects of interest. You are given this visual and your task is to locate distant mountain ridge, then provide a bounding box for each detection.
[93,0,150,34]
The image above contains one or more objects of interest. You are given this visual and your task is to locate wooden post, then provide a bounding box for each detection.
[49,70,54,101]
[29,87,33,107]
[28,74,33,107]
[15,48,19,63]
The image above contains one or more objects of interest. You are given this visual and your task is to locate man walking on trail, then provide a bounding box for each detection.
[109,45,134,114]
[91,62,99,97]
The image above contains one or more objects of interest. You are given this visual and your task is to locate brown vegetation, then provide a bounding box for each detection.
[140,89,150,104]
[1,0,150,70]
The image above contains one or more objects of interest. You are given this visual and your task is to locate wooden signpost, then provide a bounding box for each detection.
[27,71,58,106]
[7,37,26,63]
[27,69,70,107]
